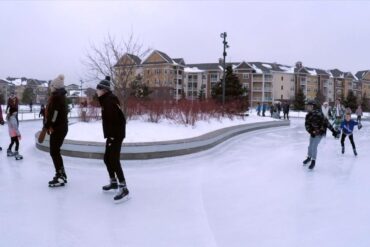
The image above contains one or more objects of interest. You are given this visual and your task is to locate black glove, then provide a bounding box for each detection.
[0,120,4,125]
[310,133,315,138]
[358,123,363,130]
[332,130,340,138]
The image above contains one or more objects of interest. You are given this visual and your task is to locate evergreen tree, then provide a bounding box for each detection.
[293,88,306,111]
[211,66,245,102]
[198,85,206,101]
[361,92,369,112]
[345,90,357,112]
[0,93,5,104]
[130,75,151,99]
[22,87,35,104]
[314,89,325,105]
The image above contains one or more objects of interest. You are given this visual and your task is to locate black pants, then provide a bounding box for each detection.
[283,112,289,120]
[50,127,68,175]
[341,133,356,150]
[357,116,361,123]
[104,137,126,184]
[8,137,19,152]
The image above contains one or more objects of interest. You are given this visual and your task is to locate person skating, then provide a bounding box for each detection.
[303,100,339,170]
[0,104,5,151]
[6,92,19,125]
[44,75,69,187]
[282,101,290,120]
[6,109,22,160]
[340,112,362,156]
[96,76,129,202]
[355,105,363,124]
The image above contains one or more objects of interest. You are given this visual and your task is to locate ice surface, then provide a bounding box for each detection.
[1,119,370,247]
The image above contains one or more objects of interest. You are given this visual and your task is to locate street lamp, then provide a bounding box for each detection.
[220,32,229,105]
[79,79,84,99]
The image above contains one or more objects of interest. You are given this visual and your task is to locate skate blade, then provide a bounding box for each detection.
[114,195,131,204]
[48,183,65,188]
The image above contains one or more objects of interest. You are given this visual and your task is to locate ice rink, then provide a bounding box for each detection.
[1,118,369,247]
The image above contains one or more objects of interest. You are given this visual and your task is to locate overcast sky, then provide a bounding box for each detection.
[1,0,369,87]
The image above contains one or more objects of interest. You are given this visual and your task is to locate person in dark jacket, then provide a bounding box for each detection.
[340,113,362,156]
[0,104,4,151]
[6,92,19,124]
[39,104,46,119]
[282,101,290,120]
[44,74,69,187]
[303,100,339,170]
[97,76,129,202]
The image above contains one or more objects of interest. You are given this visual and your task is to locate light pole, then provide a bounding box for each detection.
[79,79,84,99]
[220,32,229,105]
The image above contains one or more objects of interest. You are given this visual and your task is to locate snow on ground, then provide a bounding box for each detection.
[1,119,370,247]
[66,115,277,142]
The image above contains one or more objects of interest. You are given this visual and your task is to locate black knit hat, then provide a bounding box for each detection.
[96,76,111,91]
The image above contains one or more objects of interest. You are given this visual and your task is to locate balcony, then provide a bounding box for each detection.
[264,87,272,92]
[253,87,262,92]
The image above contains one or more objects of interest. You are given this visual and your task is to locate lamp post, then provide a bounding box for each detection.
[79,79,84,99]
[220,32,229,105]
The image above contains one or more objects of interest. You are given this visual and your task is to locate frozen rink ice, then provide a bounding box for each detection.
[0,118,370,247]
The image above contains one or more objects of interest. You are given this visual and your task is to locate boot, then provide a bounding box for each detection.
[114,183,129,202]
[342,146,345,154]
[7,149,15,157]
[308,160,316,170]
[303,157,311,165]
[353,148,358,156]
[102,178,118,191]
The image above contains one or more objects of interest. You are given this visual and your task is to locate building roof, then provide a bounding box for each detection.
[173,58,186,66]
[355,70,369,80]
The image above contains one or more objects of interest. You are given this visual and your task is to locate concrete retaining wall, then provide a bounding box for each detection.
[35,120,290,160]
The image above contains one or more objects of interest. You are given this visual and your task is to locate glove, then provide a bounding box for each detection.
[0,120,4,125]
[358,123,363,130]
[310,133,315,138]
[332,130,340,138]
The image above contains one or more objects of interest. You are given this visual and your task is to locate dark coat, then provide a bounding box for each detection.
[44,89,68,132]
[0,105,4,124]
[282,103,290,113]
[98,92,126,139]
[305,109,335,137]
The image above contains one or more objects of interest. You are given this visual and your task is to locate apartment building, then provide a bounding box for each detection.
[355,70,370,98]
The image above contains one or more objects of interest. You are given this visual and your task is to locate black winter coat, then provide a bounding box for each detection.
[305,109,334,137]
[44,89,68,131]
[98,92,126,139]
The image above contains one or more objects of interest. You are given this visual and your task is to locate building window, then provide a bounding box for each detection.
[210,74,218,82]
[243,73,249,79]
[281,85,283,90]
[281,76,284,81]
[281,95,283,99]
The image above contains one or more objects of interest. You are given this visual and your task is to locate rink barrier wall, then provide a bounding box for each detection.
[35,120,290,160]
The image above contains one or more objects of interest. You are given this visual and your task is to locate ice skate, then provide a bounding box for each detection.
[308,160,316,170]
[48,174,67,187]
[114,184,130,203]
[303,157,311,165]
[102,178,118,191]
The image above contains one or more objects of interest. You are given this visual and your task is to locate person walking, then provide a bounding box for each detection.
[44,74,69,187]
[96,76,129,202]
[282,101,290,120]
[355,105,363,124]
[303,100,339,170]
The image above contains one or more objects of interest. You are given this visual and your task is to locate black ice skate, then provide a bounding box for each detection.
[14,152,23,160]
[353,148,358,156]
[48,174,67,187]
[114,184,129,203]
[7,149,15,157]
[102,179,118,191]
[0,147,2,151]
[308,160,316,170]
[303,157,311,165]
[342,146,345,154]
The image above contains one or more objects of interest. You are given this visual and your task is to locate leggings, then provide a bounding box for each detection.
[8,137,19,152]
[341,133,356,150]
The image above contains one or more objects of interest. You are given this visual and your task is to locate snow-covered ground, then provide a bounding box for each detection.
[67,115,277,142]
[1,119,370,247]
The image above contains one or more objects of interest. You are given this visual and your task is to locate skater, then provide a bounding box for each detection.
[6,109,22,160]
[321,101,331,120]
[355,105,363,124]
[39,104,45,119]
[303,100,339,170]
[340,112,362,156]
[44,74,69,187]
[0,105,4,151]
[6,92,19,124]
[282,101,290,120]
[256,102,261,116]
[96,76,129,202]
[262,102,266,117]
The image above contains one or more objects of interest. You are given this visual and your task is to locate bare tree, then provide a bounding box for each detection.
[83,33,151,113]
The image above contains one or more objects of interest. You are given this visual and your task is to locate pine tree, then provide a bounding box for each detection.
[293,88,306,111]
[130,75,151,99]
[361,92,369,112]
[22,87,35,104]
[314,89,326,105]
[211,66,245,102]
[345,90,357,112]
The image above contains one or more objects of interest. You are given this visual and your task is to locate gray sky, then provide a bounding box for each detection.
[1,0,369,86]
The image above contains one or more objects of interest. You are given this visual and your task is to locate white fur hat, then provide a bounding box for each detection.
[51,74,65,89]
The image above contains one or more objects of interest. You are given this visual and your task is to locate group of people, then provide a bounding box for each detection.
[0,75,129,202]
[256,101,290,120]
[303,99,363,170]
